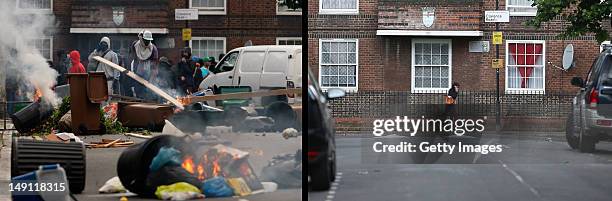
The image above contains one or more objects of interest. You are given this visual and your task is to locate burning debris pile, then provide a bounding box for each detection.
[117,135,268,199]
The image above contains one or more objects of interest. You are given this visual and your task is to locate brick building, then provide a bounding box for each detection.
[33,0,302,66]
[308,0,604,94]
[308,0,611,129]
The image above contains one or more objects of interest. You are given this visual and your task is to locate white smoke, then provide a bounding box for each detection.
[0,1,59,106]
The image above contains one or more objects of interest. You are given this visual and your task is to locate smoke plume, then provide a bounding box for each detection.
[0,1,59,105]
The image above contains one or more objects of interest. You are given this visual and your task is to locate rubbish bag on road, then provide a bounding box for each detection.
[155,182,203,200]
[149,147,182,172]
[147,166,201,190]
[201,176,234,197]
[98,176,127,193]
[259,150,302,188]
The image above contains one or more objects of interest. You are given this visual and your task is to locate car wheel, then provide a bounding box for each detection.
[565,114,579,149]
[579,130,596,153]
[310,153,331,191]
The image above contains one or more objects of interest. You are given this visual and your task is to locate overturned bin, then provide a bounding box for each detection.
[10,101,54,134]
[117,135,190,197]
[11,138,86,193]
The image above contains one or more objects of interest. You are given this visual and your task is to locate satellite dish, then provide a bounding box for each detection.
[562,44,574,70]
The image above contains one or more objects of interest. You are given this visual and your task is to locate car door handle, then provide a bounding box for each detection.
[228,76,233,79]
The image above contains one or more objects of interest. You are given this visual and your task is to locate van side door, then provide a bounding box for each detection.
[233,50,266,91]
[260,50,289,89]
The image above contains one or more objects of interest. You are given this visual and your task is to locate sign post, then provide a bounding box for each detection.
[175,8,198,47]
[485,5,504,133]
[494,3,501,133]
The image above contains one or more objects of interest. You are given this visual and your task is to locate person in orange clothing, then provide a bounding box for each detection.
[68,50,86,74]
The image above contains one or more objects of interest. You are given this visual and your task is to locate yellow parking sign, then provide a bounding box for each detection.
[492,31,503,45]
[492,59,504,69]
[182,28,192,41]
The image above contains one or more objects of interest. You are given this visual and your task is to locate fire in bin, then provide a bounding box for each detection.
[180,144,263,191]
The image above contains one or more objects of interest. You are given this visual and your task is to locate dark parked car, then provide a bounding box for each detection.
[307,69,345,191]
[566,48,612,153]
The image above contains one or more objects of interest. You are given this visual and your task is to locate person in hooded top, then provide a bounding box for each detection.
[68,50,86,74]
[88,36,120,95]
[128,30,159,99]
[177,47,196,94]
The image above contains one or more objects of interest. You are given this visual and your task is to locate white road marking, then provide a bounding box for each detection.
[499,160,542,199]
[323,172,342,201]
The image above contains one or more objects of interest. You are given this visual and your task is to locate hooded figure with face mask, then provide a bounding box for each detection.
[177,47,196,94]
[88,36,120,95]
[128,30,159,99]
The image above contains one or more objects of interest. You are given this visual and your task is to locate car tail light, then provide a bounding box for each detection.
[307,151,319,161]
[589,88,599,107]
[287,81,295,98]
[596,119,612,127]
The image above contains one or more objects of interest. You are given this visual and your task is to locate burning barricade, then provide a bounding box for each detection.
[117,135,266,199]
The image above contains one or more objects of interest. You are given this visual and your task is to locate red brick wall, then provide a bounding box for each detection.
[378,1,482,31]
[54,0,301,65]
[308,0,606,94]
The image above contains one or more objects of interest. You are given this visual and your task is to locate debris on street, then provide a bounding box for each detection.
[98,177,127,194]
[154,182,203,200]
[260,150,302,189]
[86,138,134,148]
[201,176,234,197]
[282,128,299,139]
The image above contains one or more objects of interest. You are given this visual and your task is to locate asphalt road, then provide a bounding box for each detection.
[308,134,612,201]
[74,130,302,201]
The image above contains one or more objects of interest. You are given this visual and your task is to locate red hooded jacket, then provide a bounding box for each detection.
[68,50,86,74]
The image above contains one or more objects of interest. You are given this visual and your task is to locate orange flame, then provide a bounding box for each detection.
[196,164,205,180]
[212,159,222,177]
[177,96,191,106]
[33,88,42,102]
[182,156,195,174]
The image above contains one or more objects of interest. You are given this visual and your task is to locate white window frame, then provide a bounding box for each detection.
[318,38,359,92]
[189,37,227,59]
[276,0,302,15]
[506,0,537,16]
[505,40,546,94]
[15,0,53,14]
[411,38,452,94]
[276,37,302,45]
[190,0,227,15]
[319,0,359,15]
[21,36,53,62]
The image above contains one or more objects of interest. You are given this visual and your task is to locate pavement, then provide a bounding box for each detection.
[308,133,612,201]
[0,124,302,201]
[0,122,13,201]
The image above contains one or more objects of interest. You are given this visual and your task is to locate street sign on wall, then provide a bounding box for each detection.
[492,32,503,45]
[484,11,510,23]
[175,9,198,20]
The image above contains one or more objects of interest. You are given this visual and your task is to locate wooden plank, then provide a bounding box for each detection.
[184,88,302,103]
[93,56,185,110]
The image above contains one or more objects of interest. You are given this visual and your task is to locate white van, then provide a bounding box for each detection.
[199,45,302,106]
